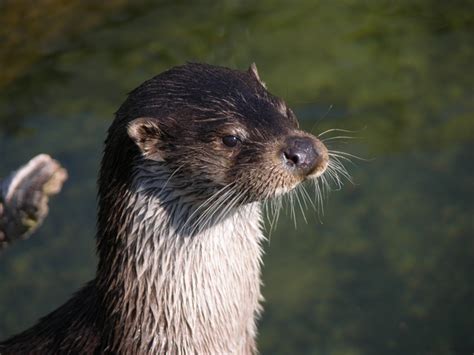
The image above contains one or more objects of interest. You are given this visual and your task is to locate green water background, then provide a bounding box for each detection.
[0,1,473,354]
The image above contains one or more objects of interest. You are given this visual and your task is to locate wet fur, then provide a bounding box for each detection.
[1,63,329,354]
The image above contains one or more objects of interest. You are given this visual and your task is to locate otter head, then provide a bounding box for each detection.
[97,63,329,244]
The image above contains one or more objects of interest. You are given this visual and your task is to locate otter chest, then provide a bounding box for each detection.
[119,197,265,353]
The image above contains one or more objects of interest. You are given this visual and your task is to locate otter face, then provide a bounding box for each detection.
[122,63,329,205]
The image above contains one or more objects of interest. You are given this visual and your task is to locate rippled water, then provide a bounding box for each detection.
[1,1,473,354]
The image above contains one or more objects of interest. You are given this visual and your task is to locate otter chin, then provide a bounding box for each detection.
[1,63,331,354]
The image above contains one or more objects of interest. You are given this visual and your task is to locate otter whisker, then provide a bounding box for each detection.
[181,182,236,235]
[159,164,186,193]
[214,186,250,225]
[190,184,240,235]
[270,198,281,232]
[288,189,298,228]
[321,174,331,199]
[328,155,351,177]
[312,178,324,218]
[296,185,308,224]
[321,135,359,142]
[309,104,333,134]
[207,186,243,224]
[265,190,283,235]
[328,158,353,184]
[195,182,249,236]
[328,149,370,162]
[274,196,283,227]
[274,194,283,229]
[300,183,317,211]
[266,201,278,234]
[297,184,309,211]
[194,190,230,230]
[263,195,277,234]
[294,186,307,224]
[325,164,344,189]
[318,127,366,137]
[326,173,342,191]
[328,153,357,165]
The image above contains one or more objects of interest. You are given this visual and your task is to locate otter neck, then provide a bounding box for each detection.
[96,162,265,354]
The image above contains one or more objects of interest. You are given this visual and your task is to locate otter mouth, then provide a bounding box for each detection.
[306,157,329,179]
[239,135,330,205]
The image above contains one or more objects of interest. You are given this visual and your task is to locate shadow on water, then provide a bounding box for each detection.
[1,1,473,354]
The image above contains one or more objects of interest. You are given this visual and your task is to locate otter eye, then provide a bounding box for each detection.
[222,135,241,148]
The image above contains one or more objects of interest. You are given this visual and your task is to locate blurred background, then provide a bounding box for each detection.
[0,1,473,354]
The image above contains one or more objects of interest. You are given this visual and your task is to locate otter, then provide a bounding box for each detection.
[0,63,330,354]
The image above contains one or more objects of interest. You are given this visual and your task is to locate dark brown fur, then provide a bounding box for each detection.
[0,63,328,354]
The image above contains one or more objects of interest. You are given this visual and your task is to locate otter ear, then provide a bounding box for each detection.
[248,62,266,88]
[127,118,165,162]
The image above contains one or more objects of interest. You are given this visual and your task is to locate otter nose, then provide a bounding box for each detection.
[282,137,319,175]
